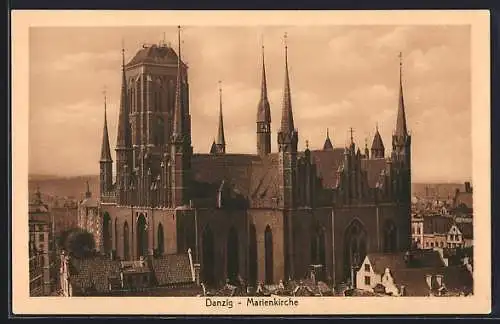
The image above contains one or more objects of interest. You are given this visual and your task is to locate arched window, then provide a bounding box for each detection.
[136,79,141,112]
[264,225,273,284]
[226,226,239,282]
[123,222,130,261]
[157,223,165,255]
[343,219,367,282]
[137,214,148,258]
[154,117,164,146]
[310,222,326,266]
[202,226,215,286]
[103,212,112,254]
[114,218,118,256]
[383,219,398,252]
[248,223,257,287]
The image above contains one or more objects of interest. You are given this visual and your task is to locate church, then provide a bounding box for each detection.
[78,28,412,288]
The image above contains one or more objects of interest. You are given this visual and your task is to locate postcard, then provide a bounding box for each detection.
[12,10,491,315]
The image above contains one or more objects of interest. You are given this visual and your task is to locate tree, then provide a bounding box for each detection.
[60,228,96,258]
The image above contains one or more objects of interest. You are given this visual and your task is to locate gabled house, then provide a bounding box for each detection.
[356,250,473,296]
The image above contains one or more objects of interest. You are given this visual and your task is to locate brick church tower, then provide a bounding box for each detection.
[256,45,271,157]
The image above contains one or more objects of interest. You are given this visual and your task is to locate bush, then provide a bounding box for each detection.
[59,228,96,258]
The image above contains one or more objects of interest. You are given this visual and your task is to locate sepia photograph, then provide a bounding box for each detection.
[12,10,491,315]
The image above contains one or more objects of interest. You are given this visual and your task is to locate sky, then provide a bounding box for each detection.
[29,25,471,183]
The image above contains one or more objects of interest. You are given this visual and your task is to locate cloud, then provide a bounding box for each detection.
[29,25,472,182]
[50,50,119,72]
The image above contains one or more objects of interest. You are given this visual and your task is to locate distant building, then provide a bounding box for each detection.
[29,238,45,296]
[28,187,55,295]
[51,202,79,239]
[77,182,101,253]
[59,249,198,296]
[453,182,473,218]
[356,250,473,296]
[29,219,51,295]
[411,214,454,249]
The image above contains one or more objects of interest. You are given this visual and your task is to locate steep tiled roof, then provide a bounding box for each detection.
[392,265,473,296]
[367,250,445,274]
[367,252,408,274]
[151,254,194,286]
[126,44,186,67]
[69,257,121,294]
[457,222,473,239]
[423,215,454,235]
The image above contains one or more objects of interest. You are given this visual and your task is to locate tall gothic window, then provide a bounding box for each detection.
[226,226,239,282]
[264,225,273,284]
[123,221,130,261]
[248,224,257,287]
[383,219,398,252]
[311,223,326,266]
[157,223,165,255]
[102,212,112,254]
[202,226,215,286]
[137,214,148,258]
[343,219,367,282]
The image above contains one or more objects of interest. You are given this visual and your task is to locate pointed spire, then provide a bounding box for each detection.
[280,32,294,133]
[395,52,408,137]
[371,123,385,158]
[323,128,333,151]
[260,42,267,99]
[173,26,184,137]
[85,180,92,198]
[257,42,271,122]
[116,42,131,149]
[34,185,42,203]
[216,81,226,148]
[100,88,113,162]
[210,140,217,154]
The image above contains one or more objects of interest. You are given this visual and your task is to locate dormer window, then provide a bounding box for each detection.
[364,264,370,272]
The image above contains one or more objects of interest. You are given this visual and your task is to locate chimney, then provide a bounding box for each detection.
[464,182,472,193]
[425,274,432,290]
[435,274,443,287]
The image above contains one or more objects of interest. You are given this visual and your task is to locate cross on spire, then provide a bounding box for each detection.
[305,140,309,150]
[399,51,403,83]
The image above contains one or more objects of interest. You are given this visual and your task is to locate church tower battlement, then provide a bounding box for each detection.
[113,27,192,208]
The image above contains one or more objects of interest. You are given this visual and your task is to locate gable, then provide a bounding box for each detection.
[448,225,461,235]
